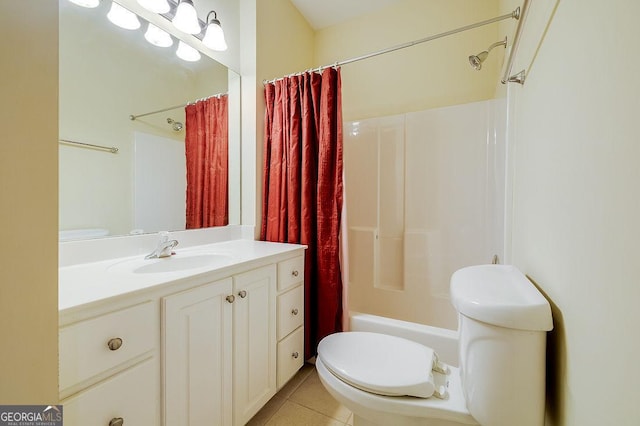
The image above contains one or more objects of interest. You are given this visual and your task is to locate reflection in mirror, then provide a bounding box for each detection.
[59,0,240,241]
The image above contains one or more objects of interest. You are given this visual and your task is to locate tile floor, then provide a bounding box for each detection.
[247,363,353,426]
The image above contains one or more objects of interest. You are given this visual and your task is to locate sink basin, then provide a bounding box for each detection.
[109,253,236,274]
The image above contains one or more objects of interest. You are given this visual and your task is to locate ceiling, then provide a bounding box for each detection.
[289,0,404,30]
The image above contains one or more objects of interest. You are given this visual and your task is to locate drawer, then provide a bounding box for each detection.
[277,255,304,291]
[63,358,160,425]
[277,285,304,340]
[60,301,157,392]
[277,327,304,389]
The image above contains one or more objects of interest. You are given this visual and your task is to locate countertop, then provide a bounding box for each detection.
[59,239,305,312]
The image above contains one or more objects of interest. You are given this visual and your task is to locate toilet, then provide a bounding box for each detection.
[316,265,553,426]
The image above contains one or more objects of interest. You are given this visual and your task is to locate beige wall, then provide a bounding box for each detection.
[499,0,640,424]
[0,1,59,403]
[257,0,315,83]
[314,0,501,121]
[250,0,315,232]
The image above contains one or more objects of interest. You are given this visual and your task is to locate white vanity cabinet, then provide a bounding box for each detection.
[162,266,277,426]
[163,278,234,426]
[276,255,305,388]
[58,301,161,425]
[232,265,277,425]
[59,240,305,426]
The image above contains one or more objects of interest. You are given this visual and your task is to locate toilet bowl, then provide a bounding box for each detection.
[316,265,553,426]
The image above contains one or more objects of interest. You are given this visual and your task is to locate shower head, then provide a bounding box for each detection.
[167,117,184,132]
[469,37,507,71]
[469,51,489,70]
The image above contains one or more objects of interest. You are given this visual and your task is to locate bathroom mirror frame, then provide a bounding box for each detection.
[59,0,241,241]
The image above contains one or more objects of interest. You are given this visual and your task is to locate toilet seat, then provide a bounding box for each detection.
[316,356,478,425]
[317,332,440,398]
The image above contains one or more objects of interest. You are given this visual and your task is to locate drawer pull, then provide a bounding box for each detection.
[292,351,299,359]
[109,417,124,426]
[238,290,247,298]
[291,308,299,316]
[226,295,235,304]
[107,338,123,351]
[291,270,299,277]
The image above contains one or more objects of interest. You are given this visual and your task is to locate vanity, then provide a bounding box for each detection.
[59,238,305,426]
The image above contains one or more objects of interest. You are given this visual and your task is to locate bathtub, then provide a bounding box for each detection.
[349,312,459,366]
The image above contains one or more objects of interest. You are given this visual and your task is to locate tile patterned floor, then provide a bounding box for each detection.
[247,363,353,426]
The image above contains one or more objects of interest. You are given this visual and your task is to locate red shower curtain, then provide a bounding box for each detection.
[261,68,344,358]
[185,95,228,228]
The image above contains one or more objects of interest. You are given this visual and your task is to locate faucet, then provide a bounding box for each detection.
[145,231,179,259]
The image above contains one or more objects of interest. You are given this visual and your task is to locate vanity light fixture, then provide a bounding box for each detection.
[176,41,201,62]
[172,0,201,34]
[137,0,170,14]
[144,23,173,47]
[67,0,100,7]
[202,11,227,51]
[107,2,141,30]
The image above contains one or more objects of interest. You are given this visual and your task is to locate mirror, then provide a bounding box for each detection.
[59,0,240,241]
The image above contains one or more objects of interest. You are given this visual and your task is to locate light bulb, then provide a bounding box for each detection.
[145,23,173,47]
[107,3,141,30]
[172,0,201,35]
[137,0,170,14]
[68,0,100,7]
[176,41,201,62]
[203,16,227,51]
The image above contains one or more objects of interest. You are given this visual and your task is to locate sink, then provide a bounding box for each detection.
[109,253,236,274]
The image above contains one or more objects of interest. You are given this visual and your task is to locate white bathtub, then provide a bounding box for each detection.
[349,312,459,366]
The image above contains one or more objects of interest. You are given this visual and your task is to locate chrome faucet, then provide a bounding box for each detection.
[145,231,179,259]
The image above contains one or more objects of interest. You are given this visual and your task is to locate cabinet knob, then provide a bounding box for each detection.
[291,270,299,277]
[107,338,123,351]
[292,351,299,359]
[238,290,247,298]
[291,308,299,316]
[226,295,235,303]
[109,418,124,426]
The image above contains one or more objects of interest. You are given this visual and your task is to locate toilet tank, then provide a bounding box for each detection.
[450,265,553,426]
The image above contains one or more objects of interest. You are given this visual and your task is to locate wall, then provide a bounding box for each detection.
[59,1,228,236]
[249,0,316,233]
[499,0,640,424]
[0,1,59,403]
[314,0,502,121]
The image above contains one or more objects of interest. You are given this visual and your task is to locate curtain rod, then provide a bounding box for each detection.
[59,139,119,154]
[501,0,529,84]
[264,8,520,85]
[129,91,228,121]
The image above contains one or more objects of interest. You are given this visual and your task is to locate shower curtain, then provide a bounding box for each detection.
[261,68,344,358]
[185,95,228,228]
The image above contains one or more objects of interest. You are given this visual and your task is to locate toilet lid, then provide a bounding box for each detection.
[317,332,437,398]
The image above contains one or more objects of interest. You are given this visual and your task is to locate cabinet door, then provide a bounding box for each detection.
[233,265,277,426]
[163,278,233,426]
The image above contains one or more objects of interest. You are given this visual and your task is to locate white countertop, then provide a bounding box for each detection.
[59,239,305,312]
